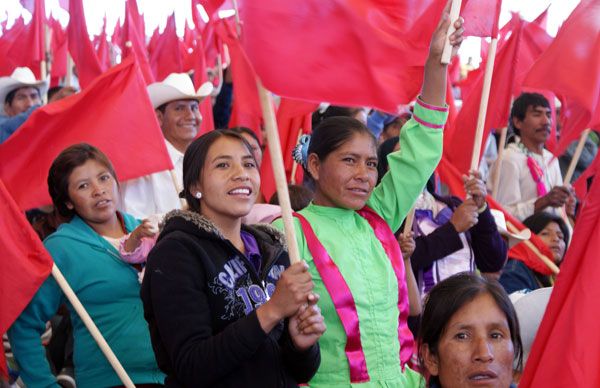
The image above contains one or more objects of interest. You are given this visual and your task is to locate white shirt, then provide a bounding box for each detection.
[490,142,563,221]
[120,141,185,219]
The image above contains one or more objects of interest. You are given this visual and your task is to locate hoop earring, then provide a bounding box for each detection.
[195,192,202,199]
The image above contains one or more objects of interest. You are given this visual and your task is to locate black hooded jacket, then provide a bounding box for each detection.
[140,210,320,388]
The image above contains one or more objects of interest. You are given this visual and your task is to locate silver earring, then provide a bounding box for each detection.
[195,192,202,199]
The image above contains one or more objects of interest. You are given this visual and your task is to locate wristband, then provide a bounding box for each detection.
[477,203,488,214]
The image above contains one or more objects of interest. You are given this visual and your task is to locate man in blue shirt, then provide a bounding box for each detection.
[0,67,48,144]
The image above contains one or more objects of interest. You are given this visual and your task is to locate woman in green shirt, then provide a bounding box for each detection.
[274,9,463,387]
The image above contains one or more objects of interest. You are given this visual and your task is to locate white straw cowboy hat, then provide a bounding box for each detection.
[147,73,213,109]
[0,67,49,115]
[490,209,532,248]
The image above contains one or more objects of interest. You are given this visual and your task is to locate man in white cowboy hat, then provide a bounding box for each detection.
[120,73,213,219]
[0,67,49,144]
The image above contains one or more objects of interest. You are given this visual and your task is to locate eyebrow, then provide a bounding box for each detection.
[211,155,233,163]
[532,107,551,114]
[211,154,253,163]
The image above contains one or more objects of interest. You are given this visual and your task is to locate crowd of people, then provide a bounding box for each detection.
[1,3,597,388]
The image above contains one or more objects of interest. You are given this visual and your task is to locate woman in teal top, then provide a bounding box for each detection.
[273,10,464,387]
[8,144,165,388]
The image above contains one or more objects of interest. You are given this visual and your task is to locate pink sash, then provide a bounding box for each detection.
[526,155,548,197]
[294,207,414,383]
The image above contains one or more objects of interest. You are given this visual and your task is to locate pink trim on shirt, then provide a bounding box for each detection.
[413,114,445,130]
[416,97,448,112]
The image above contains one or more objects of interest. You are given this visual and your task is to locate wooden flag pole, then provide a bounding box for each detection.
[505,221,560,275]
[440,0,462,65]
[403,207,416,236]
[563,128,591,184]
[469,37,498,171]
[491,126,508,198]
[66,54,73,87]
[51,264,135,388]
[44,23,52,80]
[169,170,187,209]
[257,81,301,264]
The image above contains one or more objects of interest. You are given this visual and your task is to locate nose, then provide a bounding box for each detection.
[541,113,551,126]
[23,96,36,109]
[232,162,249,181]
[473,337,494,363]
[354,163,369,182]
[91,181,107,196]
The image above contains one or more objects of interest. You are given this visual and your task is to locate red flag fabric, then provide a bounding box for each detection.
[461,0,502,37]
[519,154,600,387]
[7,0,45,78]
[197,0,232,19]
[260,98,317,200]
[532,5,549,30]
[149,14,183,81]
[50,18,68,80]
[96,30,111,72]
[191,30,215,135]
[122,0,154,84]
[67,0,103,89]
[0,57,172,211]
[238,0,445,113]
[95,18,111,71]
[182,23,197,72]
[523,0,600,158]
[111,20,122,46]
[0,18,26,75]
[0,178,54,379]
[215,18,262,135]
[437,156,555,275]
[445,16,553,174]
[147,26,160,57]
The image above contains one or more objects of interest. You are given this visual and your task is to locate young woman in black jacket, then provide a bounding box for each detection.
[141,130,324,387]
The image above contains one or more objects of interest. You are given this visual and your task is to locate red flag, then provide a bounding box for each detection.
[532,5,549,30]
[67,0,103,89]
[96,31,111,71]
[191,30,215,135]
[0,179,54,379]
[461,0,502,37]
[197,0,232,19]
[523,0,600,158]
[437,156,555,275]
[181,23,197,71]
[0,57,173,211]
[50,18,68,80]
[149,13,183,81]
[260,98,317,200]
[96,18,111,71]
[238,0,444,113]
[0,18,26,75]
[519,151,600,387]
[445,16,553,174]
[147,26,160,57]
[7,0,45,78]
[215,18,262,135]
[122,0,154,84]
[111,19,122,46]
